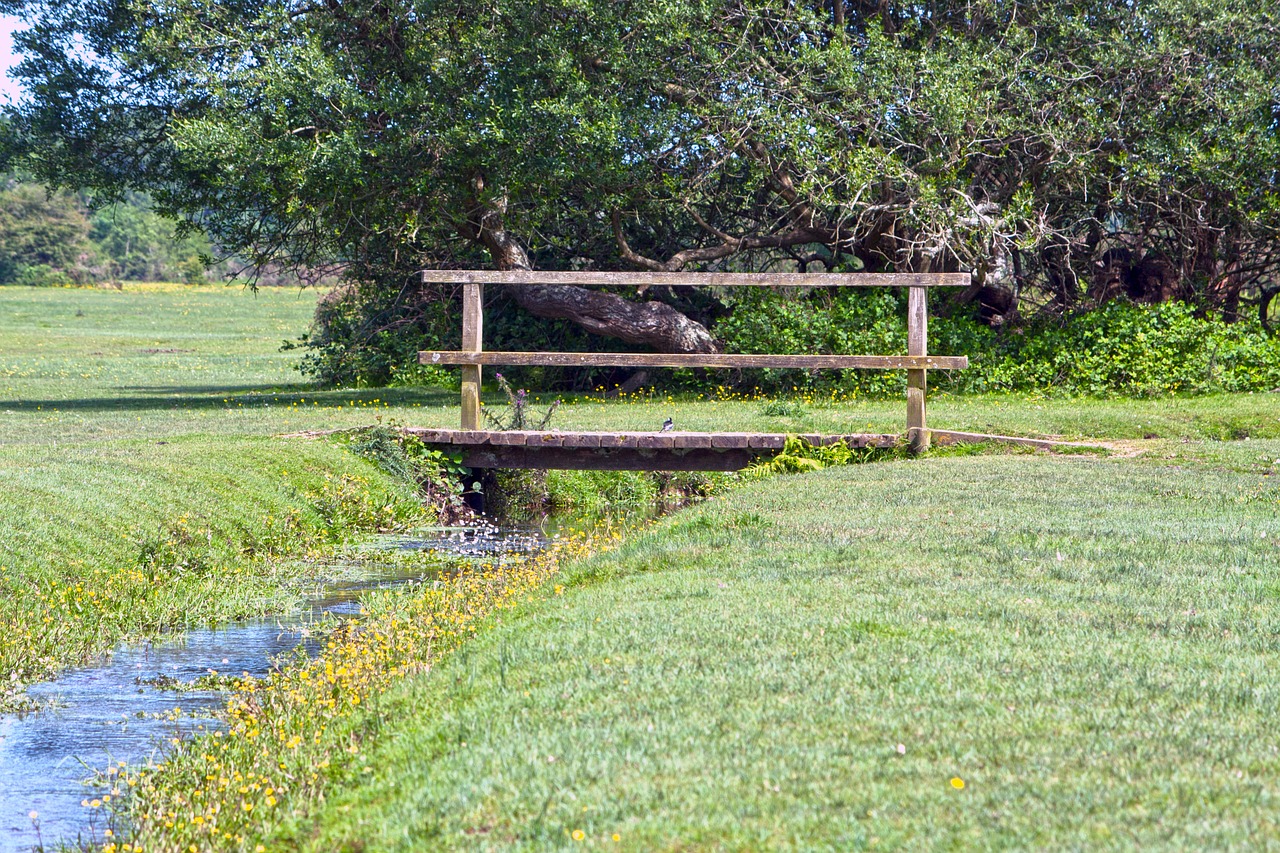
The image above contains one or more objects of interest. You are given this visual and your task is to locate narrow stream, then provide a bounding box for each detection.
[0,524,548,853]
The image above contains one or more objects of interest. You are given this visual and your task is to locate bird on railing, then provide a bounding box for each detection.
[661,417,674,432]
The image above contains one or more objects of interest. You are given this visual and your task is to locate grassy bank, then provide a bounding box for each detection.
[0,284,441,711]
[6,283,1280,848]
[0,436,429,710]
[114,441,1280,849]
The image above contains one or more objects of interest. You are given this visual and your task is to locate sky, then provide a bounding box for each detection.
[0,14,25,105]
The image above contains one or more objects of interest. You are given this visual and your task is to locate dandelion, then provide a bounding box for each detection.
[572,829,585,841]
[950,777,965,789]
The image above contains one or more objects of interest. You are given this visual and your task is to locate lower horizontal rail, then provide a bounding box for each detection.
[419,351,968,370]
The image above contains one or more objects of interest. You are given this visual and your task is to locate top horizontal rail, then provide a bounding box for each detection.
[420,270,970,288]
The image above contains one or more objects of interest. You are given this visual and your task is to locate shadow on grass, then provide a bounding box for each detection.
[0,384,456,412]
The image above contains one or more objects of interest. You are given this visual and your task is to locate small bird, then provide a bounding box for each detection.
[661,417,674,432]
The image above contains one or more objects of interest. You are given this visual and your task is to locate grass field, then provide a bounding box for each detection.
[129,444,1280,850]
[0,284,438,709]
[3,283,1280,848]
[3,283,1278,446]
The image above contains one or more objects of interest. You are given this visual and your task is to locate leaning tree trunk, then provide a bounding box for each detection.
[463,202,718,354]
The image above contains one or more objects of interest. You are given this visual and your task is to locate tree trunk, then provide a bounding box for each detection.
[463,201,718,354]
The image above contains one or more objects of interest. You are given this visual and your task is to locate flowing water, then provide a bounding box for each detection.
[0,524,548,852]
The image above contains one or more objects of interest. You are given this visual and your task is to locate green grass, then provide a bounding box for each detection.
[0,435,429,709]
[0,284,440,709]
[2,283,1277,446]
[6,283,1280,845]
[281,448,1280,849]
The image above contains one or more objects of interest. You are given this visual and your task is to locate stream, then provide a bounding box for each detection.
[0,523,549,853]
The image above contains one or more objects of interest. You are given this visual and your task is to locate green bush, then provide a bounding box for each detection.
[12,263,73,287]
[953,302,1280,396]
[714,290,1280,397]
[711,287,909,396]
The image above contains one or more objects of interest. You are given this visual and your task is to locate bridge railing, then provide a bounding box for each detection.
[419,270,970,451]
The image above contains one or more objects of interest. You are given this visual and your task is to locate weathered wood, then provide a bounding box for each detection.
[461,446,763,472]
[422,270,971,288]
[398,427,456,443]
[906,286,929,453]
[421,351,968,371]
[711,433,753,449]
[598,433,636,448]
[378,426,1104,458]
[561,433,603,448]
[460,282,484,430]
[402,429,896,451]
[930,430,1107,452]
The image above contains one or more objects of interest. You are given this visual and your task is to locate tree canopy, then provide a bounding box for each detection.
[3,0,1277,358]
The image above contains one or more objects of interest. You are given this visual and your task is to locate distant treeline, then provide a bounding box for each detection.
[0,177,314,287]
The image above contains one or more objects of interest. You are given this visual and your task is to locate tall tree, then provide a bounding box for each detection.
[0,181,93,282]
[3,0,1276,352]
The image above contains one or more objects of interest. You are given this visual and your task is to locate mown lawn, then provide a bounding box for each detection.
[4,283,1280,848]
[2,283,1277,446]
[0,284,439,708]
[278,447,1280,850]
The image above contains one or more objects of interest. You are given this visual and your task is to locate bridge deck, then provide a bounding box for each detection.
[404,429,899,471]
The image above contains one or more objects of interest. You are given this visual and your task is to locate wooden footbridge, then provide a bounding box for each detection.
[415,270,970,471]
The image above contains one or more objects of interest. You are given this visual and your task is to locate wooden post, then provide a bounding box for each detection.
[460,282,483,429]
[906,285,929,452]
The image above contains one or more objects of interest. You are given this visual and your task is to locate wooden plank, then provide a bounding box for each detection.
[845,434,892,448]
[459,282,483,430]
[401,427,455,443]
[461,446,763,472]
[420,351,968,370]
[906,285,929,453]
[930,430,1107,452]
[422,270,970,288]
[403,429,899,453]
[455,433,901,471]
[672,432,713,449]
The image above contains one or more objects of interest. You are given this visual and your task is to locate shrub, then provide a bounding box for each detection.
[950,302,1280,396]
[711,287,909,395]
[12,263,73,287]
[716,290,1280,397]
